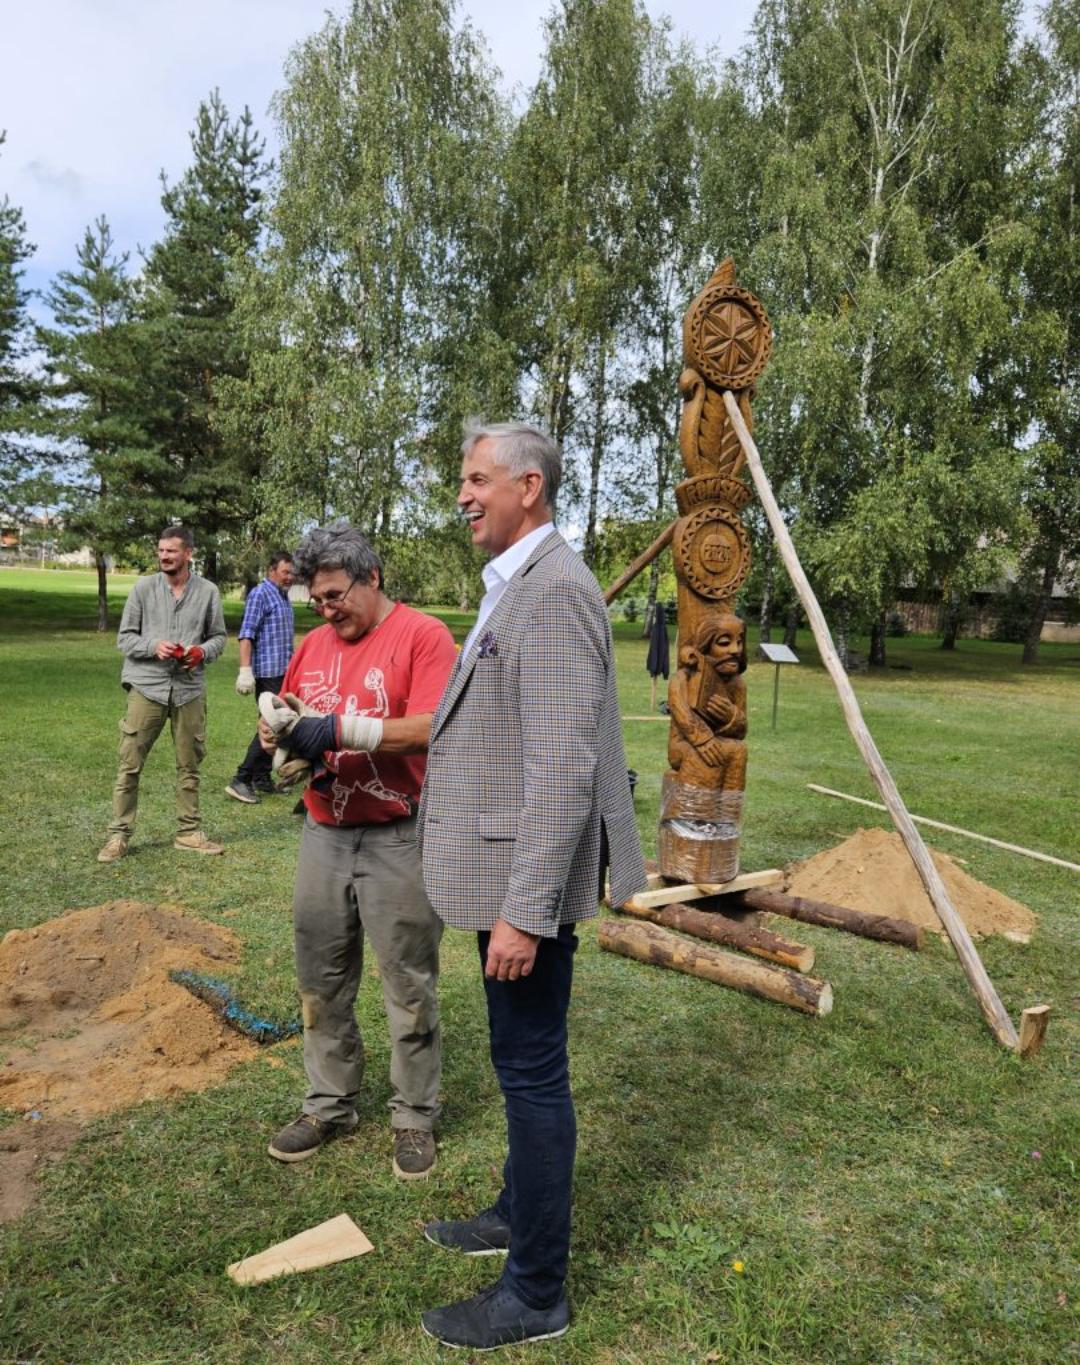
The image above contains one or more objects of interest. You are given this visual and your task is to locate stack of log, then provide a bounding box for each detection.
[599,865,924,1018]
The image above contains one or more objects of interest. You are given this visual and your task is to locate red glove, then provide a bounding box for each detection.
[170,643,186,658]
[182,646,205,670]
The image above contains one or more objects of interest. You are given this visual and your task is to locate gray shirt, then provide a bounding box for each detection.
[117,572,227,705]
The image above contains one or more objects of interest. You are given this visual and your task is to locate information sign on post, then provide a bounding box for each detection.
[757,642,799,730]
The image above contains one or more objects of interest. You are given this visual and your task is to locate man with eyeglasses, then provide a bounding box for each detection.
[259,523,457,1179]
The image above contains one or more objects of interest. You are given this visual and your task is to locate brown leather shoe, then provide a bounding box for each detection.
[97,835,128,863]
[393,1128,437,1180]
[173,831,224,855]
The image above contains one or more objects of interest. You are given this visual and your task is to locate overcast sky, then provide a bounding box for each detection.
[2,0,759,311]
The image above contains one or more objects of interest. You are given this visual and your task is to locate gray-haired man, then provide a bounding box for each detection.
[261,524,457,1179]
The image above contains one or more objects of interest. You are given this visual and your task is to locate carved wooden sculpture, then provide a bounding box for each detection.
[659,259,772,883]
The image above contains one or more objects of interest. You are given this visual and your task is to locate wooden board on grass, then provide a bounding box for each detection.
[622,867,783,911]
[227,1213,374,1285]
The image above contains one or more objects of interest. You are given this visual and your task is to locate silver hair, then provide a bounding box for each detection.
[461,419,562,509]
[292,521,382,589]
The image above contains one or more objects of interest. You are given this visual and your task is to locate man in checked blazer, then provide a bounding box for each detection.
[419,420,647,1351]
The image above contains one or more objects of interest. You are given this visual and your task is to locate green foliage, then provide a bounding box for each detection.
[0,132,44,521]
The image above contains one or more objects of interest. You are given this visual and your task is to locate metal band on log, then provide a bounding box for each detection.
[598,918,832,1017]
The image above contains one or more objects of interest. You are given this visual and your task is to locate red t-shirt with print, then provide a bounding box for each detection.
[281,603,457,827]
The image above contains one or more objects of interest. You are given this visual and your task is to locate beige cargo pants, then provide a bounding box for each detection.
[107,688,207,837]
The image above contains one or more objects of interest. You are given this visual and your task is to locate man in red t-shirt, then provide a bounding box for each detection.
[260,524,457,1178]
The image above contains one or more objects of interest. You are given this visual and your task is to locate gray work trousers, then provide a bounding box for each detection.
[293,813,443,1130]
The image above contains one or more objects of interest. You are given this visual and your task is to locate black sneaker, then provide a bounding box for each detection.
[421,1280,569,1350]
[267,1113,357,1163]
[252,779,276,795]
[424,1206,510,1256]
[393,1127,437,1180]
[225,780,259,805]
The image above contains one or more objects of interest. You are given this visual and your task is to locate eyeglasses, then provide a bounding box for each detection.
[307,577,360,614]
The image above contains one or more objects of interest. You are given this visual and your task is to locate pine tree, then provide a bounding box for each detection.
[0,131,43,522]
[140,91,266,581]
[37,218,175,628]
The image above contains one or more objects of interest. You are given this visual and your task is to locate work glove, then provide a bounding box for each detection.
[235,667,255,695]
[258,692,324,789]
[181,645,205,670]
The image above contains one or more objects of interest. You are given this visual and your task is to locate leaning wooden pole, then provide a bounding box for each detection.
[722,389,1049,1056]
[604,521,676,605]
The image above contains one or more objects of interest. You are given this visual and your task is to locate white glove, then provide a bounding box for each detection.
[272,748,313,787]
[258,691,302,739]
[337,714,384,752]
[235,667,255,695]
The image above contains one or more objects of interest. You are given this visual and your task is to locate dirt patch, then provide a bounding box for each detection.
[0,901,259,1218]
[785,827,1037,941]
[0,900,258,1117]
[0,1119,81,1223]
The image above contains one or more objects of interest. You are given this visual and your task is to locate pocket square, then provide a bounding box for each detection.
[477,630,499,659]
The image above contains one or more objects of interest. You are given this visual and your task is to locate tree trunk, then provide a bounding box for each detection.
[832,601,850,668]
[641,555,661,639]
[941,583,963,650]
[783,601,801,649]
[204,547,219,584]
[730,888,923,950]
[759,540,774,643]
[582,344,608,570]
[95,550,109,632]
[869,609,887,667]
[1021,553,1057,665]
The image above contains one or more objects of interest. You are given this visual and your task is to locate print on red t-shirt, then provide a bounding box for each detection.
[281,603,457,827]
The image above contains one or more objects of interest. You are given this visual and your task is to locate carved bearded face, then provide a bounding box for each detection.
[696,614,746,676]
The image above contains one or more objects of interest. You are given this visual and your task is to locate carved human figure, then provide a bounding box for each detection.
[667,611,748,792]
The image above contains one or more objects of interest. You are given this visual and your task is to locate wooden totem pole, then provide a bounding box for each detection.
[659,258,772,884]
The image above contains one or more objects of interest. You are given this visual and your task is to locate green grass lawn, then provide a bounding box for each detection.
[1,566,1077,1363]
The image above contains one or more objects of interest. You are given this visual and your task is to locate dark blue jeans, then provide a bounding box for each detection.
[234,674,285,784]
[478,923,578,1309]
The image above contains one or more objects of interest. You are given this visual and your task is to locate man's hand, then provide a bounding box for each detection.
[485,919,540,982]
[258,691,301,740]
[155,640,181,661]
[236,667,255,695]
[257,716,278,754]
[181,646,205,670]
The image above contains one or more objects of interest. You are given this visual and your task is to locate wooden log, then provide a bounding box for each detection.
[806,783,1080,873]
[722,389,1049,1054]
[598,917,833,1016]
[729,887,924,951]
[623,867,783,912]
[603,521,676,605]
[617,898,815,972]
[1018,1005,1051,1058]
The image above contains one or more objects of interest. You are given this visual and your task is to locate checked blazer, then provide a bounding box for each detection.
[420,529,647,936]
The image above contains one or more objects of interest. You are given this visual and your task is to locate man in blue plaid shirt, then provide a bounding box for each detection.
[226,551,296,804]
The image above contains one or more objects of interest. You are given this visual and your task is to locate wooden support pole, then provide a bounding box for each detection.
[806,783,1080,873]
[603,521,676,605]
[1018,1005,1051,1058]
[599,917,832,1016]
[616,898,815,971]
[723,389,1047,1054]
[729,887,923,951]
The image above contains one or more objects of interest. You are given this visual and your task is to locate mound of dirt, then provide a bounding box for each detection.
[0,901,258,1121]
[785,827,1036,941]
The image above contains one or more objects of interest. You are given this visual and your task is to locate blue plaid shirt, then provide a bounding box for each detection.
[238,578,295,678]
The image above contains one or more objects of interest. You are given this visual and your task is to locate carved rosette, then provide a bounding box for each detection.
[660,260,772,884]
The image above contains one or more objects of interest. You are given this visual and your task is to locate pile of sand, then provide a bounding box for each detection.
[0,901,257,1120]
[785,827,1036,941]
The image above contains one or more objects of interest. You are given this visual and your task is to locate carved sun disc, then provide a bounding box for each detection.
[687,284,771,389]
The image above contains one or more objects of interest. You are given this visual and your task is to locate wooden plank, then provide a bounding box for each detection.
[616,899,815,972]
[598,918,832,1016]
[723,389,1042,1054]
[806,783,1080,873]
[227,1214,374,1285]
[622,868,783,912]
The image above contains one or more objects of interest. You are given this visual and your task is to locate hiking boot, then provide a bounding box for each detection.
[268,1113,358,1163]
[174,831,225,855]
[393,1128,437,1181]
[424,1206,510,1256]
[225,779,259,804]
[421,1280,569,1350]
[97,835,128,863]
[252,778,276,795]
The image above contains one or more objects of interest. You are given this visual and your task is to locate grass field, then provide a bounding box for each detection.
[1,566,1077,1364]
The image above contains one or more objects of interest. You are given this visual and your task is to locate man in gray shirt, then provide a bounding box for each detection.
[98,525,228,862]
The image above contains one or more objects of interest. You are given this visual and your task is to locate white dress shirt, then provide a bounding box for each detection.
[461,522,555,659]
